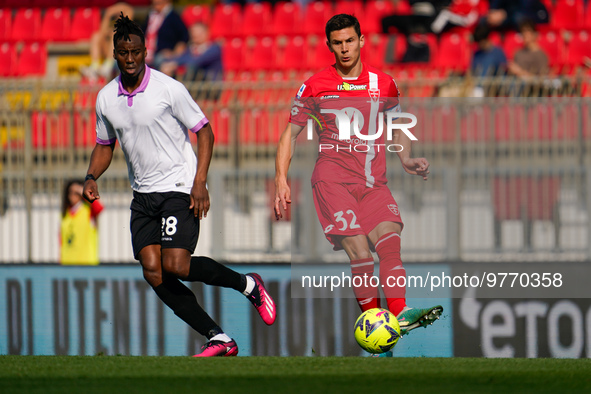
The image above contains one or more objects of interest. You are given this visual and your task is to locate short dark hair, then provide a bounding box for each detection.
[113,12,145,47]
[518,18,537,34]
[473,23,490,43]
[325,14,361,41]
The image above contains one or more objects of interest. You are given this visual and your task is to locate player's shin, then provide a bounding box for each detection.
[153,277,223,338]
[350,257,380,311]
[376,233,406,315]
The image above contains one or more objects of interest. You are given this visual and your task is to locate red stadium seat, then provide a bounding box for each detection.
[70,8,100,41]
[210,4,242,40]
[551,0,585,30]
[538,31,566,69]
[222,37,245,72]
[11,8,41,42]
[585,2,591,29]
[0,9,12,41]
[393,0,412,15]
[276,35,307,70]
[364,33,388,69]
[181,5,211,28]
[566,30,591,67]
[0,41,17,76]
[335,0,364,19]
[242,2,273,37]
[363,0,394,35]
[31,111,71,148]
[436,32,470,71]
[73,111,96,147]
[247,36,276,71]
[40,8,71,42]
[303,1,334,36]
[309,34,335,70]
[272,2,302,37]
[460,106,491,142]
[16,41,47,76]
[502,31,523,61]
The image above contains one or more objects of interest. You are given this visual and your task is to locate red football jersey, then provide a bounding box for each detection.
[289,64,401,187]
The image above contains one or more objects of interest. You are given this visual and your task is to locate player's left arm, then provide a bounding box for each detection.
[192,122,213,219]
[386,77,429,180]
[393,118,430,181]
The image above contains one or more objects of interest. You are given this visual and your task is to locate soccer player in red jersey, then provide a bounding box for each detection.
[274,14,442,337]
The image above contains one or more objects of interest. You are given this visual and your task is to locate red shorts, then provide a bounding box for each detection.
[312,182,403,250]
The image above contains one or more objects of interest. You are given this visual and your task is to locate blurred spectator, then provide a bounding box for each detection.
[508,19,548,78]
[485,0,548,31]
[382,0,480,36]
[471,23,507,77]
[60,180,103,265]
[81,3,134,81]
[144,0,189,67]
[159,22,222,82]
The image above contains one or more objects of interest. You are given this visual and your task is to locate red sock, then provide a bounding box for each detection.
[375,233,406,315]
[350,257,380,312]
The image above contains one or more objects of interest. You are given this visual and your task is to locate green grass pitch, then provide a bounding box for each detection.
[1,356,591,393]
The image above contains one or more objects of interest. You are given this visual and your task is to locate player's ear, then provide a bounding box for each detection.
[359,34,365,48]
[326,40,334,53]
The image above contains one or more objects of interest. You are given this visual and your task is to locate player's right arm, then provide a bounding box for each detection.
[274,122,304,219]
[83,142,115,202]
[84,95,117,203]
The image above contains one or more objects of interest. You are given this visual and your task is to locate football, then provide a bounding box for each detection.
[353,308,401,354]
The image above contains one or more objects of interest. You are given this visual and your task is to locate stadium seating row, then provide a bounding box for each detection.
[0,1,150,7]
[223,30,591,73]
[2,27,591,77]
[3,0,591,43]
[0,7,100,42]
[2,103,588,149]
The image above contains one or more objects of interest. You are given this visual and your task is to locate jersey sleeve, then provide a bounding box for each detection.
[170,81,209,133]
[95,95,117,145]
[288,82,316,127]
[384,78,401,114]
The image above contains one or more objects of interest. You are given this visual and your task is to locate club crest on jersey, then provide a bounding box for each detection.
[337,82,367,91]
[368,88,380,101]
[296,84,306,99]
[388,204,399,215]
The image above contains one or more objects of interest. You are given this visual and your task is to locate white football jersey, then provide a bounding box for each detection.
[96,66,208,194]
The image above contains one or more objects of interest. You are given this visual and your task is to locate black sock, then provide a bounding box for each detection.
[187,256,247,293]
[153,278,222,339]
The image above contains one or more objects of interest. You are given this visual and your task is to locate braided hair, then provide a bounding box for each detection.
[113,12,145,47]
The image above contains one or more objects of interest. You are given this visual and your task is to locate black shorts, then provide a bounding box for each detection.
[130,191,199,260]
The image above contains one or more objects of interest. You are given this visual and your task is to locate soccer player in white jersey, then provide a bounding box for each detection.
[83,14,276,357]
[274,14,442,343]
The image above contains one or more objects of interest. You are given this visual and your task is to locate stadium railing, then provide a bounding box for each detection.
[1,76,591,263]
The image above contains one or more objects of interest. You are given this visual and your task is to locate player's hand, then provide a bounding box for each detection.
[83,180,100,202]
[190,181,210,219]
[274,180,292,220]
[401,157,430,180]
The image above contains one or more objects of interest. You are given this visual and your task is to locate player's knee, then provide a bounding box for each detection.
[141,260,162,287]
[161,256,189,279]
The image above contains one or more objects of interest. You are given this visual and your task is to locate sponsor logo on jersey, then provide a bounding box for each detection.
[388,204,399,215]
[321,95,340,99]
[337,82,367,91]
[296,83,306,99]
[291,106,300,116]
[324,224,335,233]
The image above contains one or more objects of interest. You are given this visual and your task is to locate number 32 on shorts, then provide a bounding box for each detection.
[333,210,361,231]
[162,216,178,236]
